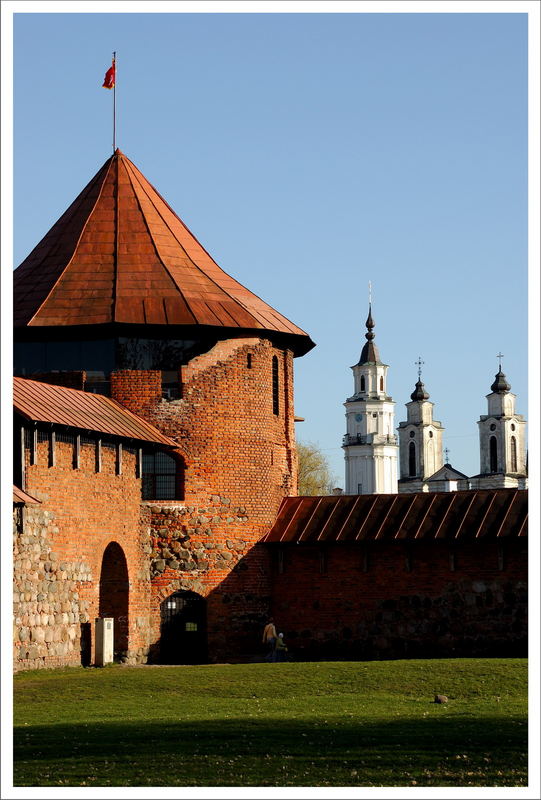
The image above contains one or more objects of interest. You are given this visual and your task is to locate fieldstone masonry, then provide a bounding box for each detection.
[13,504,92,670]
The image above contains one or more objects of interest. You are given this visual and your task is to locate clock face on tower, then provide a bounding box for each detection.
[355,413,363,422]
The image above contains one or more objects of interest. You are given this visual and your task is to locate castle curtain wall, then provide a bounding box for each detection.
[14,432,152,671]
[266,539,527,660]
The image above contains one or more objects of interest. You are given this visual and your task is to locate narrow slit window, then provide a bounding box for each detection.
[272,356,279,416]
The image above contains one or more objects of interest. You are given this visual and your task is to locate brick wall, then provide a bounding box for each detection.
[267,539,527,660]
[110,337,298,660]
[14,433,152,671]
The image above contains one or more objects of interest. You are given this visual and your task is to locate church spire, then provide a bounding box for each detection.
[358,303,380,365]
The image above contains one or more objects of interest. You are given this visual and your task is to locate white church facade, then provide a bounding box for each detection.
[342,308,527,495]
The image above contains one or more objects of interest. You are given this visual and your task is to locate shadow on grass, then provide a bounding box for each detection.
[14,715,527,787]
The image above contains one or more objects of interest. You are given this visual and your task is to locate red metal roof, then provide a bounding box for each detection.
[13,485,41,505]
[13,377,176,446]
[13,150,314,356]
[263,490,528,543]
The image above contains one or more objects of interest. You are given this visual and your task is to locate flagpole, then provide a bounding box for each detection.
[113,51,116,152]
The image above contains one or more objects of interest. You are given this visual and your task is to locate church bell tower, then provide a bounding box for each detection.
[343,304,398,494]
[397,360,444,490]
[476,358,527,488]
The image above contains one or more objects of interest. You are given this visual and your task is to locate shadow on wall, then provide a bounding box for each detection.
[147,543,273,665]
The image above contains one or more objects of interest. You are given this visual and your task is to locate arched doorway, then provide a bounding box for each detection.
[99,542,129,660]
[160,590,207,664]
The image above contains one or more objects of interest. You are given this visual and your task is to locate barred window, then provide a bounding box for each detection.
[56,432,75,445]
[142,451,184,500]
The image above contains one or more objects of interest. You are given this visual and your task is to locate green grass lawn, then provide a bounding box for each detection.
[13,658,527,787]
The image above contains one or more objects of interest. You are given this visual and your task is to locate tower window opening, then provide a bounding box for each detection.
[489,436,498,473]
[510,436,517,472]
[247,353,252,369]
[142,450,184,500]
[379,376,384,391]
[408,441,416,477]
[360,375,365,392]
[272,356,279,416]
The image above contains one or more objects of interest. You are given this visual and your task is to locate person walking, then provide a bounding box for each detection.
[262,617,277,662]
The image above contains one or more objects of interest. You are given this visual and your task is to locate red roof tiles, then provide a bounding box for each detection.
[263,490,528,543]
[13,377,176,446]
[14,150,314,356]
[13,485,41,505]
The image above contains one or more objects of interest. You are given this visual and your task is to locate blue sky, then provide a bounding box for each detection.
[9,7,532,485]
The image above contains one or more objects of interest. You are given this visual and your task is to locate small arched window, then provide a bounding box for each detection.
[408,441,416,477]
[489,436,498,473]
[142,450,184,500]
[360,375,365,392]
[380,376,384,392]
[272,356,279,416]
[510,436,517,472]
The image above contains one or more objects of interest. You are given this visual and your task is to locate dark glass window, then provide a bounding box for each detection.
[272,356,279,416]
[489,436,498,473]
[142,451,183,500]
[408,441,416,477]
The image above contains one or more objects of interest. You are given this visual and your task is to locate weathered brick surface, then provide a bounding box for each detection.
[267,539,527,660]
[14,436,152,671]
[109,337,297,659]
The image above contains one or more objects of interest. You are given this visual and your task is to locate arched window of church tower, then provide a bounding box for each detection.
[408,441,416,477]
[489,436,498,473]
[379,376,384,392]
[272,356,279,415]
[360,375,365,392]
[510,436,517,472]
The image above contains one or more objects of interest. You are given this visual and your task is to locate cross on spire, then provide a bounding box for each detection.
[444,447,450,464]
[497,351,504,370]
[368,280,372,305]
[415,356,424,379]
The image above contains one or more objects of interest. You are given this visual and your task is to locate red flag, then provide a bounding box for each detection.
[102,58,115,90]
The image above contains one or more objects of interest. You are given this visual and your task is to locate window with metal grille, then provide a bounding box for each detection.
[272,356,279,416]
[142,451,183,500]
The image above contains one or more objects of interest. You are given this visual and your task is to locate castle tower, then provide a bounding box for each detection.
[343,305,398,494]
[13,148,315,660]
[397,361,444,493]
[476,359,527,489]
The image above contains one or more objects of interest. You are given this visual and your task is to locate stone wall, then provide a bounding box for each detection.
[267,539,527,660]
[13,503,93,670]
[146,500,272,661]
[15,432,153,670]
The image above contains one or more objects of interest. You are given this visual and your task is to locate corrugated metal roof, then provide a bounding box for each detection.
[13,150,315,357]
[263,490,528,543]
[13,485,41,505]
[13,377,176,446]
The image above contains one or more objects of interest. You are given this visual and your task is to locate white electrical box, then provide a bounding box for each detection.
[95,617,114,666]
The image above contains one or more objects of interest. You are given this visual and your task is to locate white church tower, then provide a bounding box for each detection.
[397,360,445,493]
[343,304,398,494]
[475,358,528,489]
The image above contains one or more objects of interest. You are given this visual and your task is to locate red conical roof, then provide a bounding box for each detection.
[14,150,314,355]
